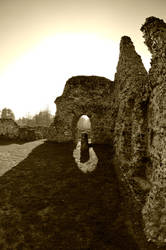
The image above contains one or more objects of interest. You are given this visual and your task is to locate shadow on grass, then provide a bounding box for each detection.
[0,137,27,145]
[0,142,139,250]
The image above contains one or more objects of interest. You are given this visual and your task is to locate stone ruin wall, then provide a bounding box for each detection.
[112,36,151,248]
[0,119,48,141]
[47,75,115,144]
[113,17,166,248]
[113,36,149,176]
[47,16,166,248]
[140,17,166,246]
[0,119,20,139]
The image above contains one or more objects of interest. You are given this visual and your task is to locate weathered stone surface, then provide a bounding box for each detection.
[18,127,39,141]
[47,76,114,143]
[35,126,49,139]
[0,119,48,141]
[114,36,149,177]
[111,36,151,249]
[0,119,19,139]
[141,17,166,246]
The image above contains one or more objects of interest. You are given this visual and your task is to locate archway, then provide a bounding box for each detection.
[76,115,91,142]
[73,114,98,173]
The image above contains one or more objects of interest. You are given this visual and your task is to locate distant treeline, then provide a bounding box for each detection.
[0,108,54,127]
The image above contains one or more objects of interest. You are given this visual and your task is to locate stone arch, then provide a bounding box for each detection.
[76,115,91,140]
[47,75,114,143]
[72,113,94,143]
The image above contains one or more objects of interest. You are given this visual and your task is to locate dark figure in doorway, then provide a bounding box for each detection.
[80,133,89,163]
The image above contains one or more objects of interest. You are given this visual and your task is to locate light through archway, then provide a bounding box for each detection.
[77,115,91,142]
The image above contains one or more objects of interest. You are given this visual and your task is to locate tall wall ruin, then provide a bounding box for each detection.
[48,16,166,248]
[140,17,166,246]
[114,36,149,175]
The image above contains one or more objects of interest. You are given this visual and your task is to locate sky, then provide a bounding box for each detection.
[0,0,166,119]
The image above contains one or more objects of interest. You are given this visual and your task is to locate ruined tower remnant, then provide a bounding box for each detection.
[114,36,149,174]
[47,76,114,143]
[140,17,166,246]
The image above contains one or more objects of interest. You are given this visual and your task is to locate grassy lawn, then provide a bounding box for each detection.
[0,141,138,250]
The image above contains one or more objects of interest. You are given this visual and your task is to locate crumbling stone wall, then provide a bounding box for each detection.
[0,119,47,141]
[112,36,151,249]
[48,76,114,143]
[140,17,166,246]
[114,17,166,248]
[114,36,149,178]
[18,127,42,141]
[19,126,48,140]
[35,126,48,139]
[0,119,19,139]
[112,18,166,248]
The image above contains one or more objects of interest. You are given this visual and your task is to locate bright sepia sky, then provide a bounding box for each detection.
[0,0,166,119]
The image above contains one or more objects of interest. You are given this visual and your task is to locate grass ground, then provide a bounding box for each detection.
[0,139,44,176]
[0,140,139,250]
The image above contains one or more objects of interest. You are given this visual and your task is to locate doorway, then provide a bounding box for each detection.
[77,115,91,143]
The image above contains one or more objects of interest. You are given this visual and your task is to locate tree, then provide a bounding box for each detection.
[1,108,15,120]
